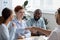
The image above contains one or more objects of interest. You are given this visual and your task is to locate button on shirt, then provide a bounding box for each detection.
[26,17,46,29]
[48,25,60,40]
[12,18,31,39]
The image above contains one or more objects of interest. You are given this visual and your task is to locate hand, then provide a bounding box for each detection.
[17,36,24,39]
[12,22,16,27]
[31,27,37,33]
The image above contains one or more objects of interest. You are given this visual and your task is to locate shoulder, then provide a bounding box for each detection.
[0,25,3,29]
[0,24,5,32]
[0,24,4,29]
[11,18,18,24]
[28,18,34,21]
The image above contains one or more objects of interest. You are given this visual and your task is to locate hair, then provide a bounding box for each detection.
[0,8,12,24]
[34,9,42,14]
[14,5,24,13]
[58,8,60,14]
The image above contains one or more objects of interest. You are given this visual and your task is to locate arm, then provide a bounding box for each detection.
[35,27,51,36]
[48,31,58,40]
[1,26,9,40]
[41,19,46,30]
[26,26,51,36]
[9,22,17,40]
[24,30,31,38]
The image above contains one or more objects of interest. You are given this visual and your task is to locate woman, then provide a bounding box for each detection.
[12,5,31,39]
[0,8,16,40]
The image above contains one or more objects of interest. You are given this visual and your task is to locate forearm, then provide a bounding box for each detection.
[37,28,51,36]
[25,27,37,34]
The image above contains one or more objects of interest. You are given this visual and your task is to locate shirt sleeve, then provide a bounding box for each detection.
[26,20,31,27]
[24,30,31,38]
[23,21,31,37]
[1,26,9,40]
[41,18,46,30]
[48,31,58,40]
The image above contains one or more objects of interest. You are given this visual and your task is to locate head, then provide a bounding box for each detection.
[34,9,42,21]
[55,8,60,25]
[0,8,13,24]
[14,5,25,19]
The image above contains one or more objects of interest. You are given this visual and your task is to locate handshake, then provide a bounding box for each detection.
[25,27,45,36]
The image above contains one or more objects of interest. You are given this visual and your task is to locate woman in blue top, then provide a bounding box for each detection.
[0,8,16,40]
[13,5,31,39]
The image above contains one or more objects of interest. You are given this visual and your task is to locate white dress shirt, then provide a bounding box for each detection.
[48,25,60,40]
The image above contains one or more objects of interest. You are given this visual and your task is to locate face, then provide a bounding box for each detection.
[16,9,25,19]
[9,13,14,21]
[34,11,42,21]
[55,12,60,25]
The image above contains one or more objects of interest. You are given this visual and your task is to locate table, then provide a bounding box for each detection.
[17,36,48,40]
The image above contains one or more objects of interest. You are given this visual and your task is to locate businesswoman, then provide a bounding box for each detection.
[12,5,31,39]
[0,8,16,40]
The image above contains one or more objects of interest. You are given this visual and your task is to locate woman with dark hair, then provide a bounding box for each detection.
[0,8,16,40]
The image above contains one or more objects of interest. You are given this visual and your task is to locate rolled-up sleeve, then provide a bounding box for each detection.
[41,19,46,30]
[26,20,32,27]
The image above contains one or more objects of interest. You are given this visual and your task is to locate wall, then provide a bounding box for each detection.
[0,0,12,16]
[43,13,58,30]
[0,0,2,16]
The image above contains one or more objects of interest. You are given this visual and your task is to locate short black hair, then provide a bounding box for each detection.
[34,9,42,14]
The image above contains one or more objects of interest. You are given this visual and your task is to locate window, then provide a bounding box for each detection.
[12,0,60,13]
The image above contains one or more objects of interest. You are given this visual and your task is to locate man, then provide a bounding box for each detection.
[26,9,46,36]
[32,8,60,40]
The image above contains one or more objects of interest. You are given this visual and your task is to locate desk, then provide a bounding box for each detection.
[17,36,48,40]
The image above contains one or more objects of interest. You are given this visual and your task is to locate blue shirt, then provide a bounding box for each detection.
[0,23,16,40]
[12,18,31,40]
[26,17,46,29]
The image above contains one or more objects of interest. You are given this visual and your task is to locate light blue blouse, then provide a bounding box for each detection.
[12,18,31,40]
[0,23,16,40]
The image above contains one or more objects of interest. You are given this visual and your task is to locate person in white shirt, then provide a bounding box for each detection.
[0,8,16,40]
[28,8,60,40]
[47,8,60,40]
[12,5,31,40]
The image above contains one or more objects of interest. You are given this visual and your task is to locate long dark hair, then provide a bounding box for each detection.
[0,8,12,24]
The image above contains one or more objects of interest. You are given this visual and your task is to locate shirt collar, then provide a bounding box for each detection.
[2,23,7,28]
[14,17,23,24]
[33,17,42,22]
